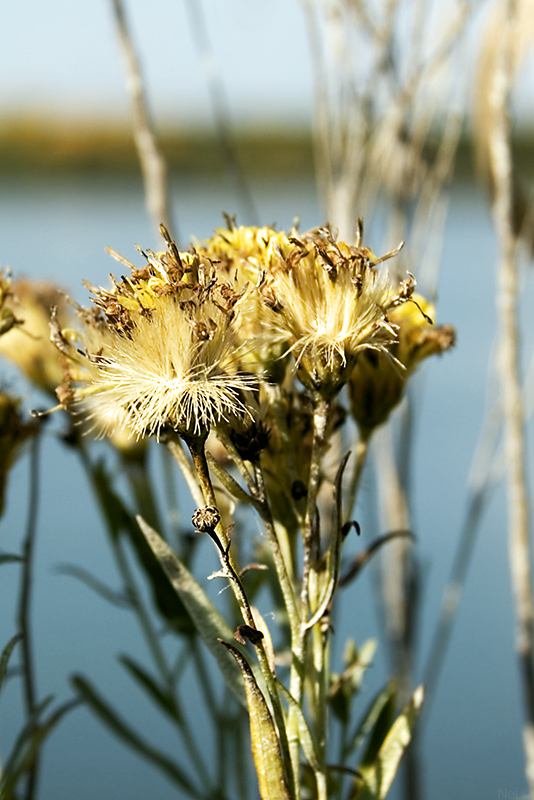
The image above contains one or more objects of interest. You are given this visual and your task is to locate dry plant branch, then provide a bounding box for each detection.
[110,0,174,239]
[184,0,259,226]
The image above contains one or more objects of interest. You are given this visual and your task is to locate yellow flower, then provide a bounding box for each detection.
[349,294,455,435]
[0,391,35,515]
[0,276,69,395]
[57,233,256,440]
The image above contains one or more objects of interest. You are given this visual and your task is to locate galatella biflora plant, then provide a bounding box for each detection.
[49,221,453,800]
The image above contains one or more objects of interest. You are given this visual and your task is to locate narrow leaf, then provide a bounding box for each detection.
[0,696,55,791]
[276,680,321,772]
[345,678,394,757]
[137,515,246,706]
[72,675,202,798]
[56,564,132,608]
[87,460,194,634]
[340,531,413,588]
[118,654,181,723]
[0,553,25,565]
[0,634,22,693]
[219,639,292,800]
[354,686,424,800]
[359,683,396,768]
[305,452,350,630]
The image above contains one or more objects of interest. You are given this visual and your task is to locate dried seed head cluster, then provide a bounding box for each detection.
[56,234,255,440]
[49,222,453,442]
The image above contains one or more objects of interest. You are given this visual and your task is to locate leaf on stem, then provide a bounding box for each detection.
[219,639,292,800]
[55,564,132,608]
[0,553,25,565]
[351,685,424,800]
[0,633,22,693]
[276,679,321,773]
[304,452,351,630]
[88,460,194,634]
[136,514,246,706]
[0,694,78,795]
[118,654,181,723]
[339,530,414,589]
[72,675,201,797]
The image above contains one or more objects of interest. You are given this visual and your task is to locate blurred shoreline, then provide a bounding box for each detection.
[1,116,534,181]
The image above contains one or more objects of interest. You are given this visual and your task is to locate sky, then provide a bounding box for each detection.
[0,0,314,127]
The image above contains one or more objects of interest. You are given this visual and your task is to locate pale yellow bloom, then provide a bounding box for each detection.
[349,294,455,435]
[253,226,409,398]
[0,277,68,394]
[57,236,255,440]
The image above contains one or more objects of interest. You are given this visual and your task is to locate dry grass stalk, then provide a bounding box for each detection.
[110,0,174,239]
[487,0,534,790]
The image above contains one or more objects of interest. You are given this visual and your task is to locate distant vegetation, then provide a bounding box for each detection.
[0,116,315,177]
[2,115,534,180]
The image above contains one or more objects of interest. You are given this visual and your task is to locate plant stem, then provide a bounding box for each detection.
[489,1,534,791]
[17,432,41,800]
[253,463,301,635]
[183,433,256,628]
[288,395,330,800]
[182,432,294,793]
[110,0,173,239]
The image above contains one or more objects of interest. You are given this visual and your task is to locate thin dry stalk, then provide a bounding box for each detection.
[183,0,259,225]
[488,0,534,790]
[110,0,174,239]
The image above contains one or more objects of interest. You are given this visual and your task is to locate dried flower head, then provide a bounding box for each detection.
[254,226,409,398]
[201,224,293,381]
[56,232,255,440]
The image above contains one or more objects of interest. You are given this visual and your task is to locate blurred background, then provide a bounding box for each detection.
[1,1,534,799]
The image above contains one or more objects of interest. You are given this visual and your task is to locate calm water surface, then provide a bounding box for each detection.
[0,172,531,800]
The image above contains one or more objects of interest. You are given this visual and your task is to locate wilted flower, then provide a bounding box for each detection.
[253,226,410,398]
[0,276,69,395]
[55,232,256,440]
[349,294,455,436]
[201,224,293,382]
[0,391,35,515]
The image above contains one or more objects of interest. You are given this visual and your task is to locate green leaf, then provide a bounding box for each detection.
[0,695,71,794]
[329,639,378,726]
[118,654,181,723]
[0,634,22,694]
[359,683,396,768]
[86,460,194,635]
[276,679,320,772]
[72,675,202,798]
[346,679,394,757]
[353,685,424,800]
[219,639,292,800]
[0,554,25,565]
[56,564,132,608]
[136,515,246,706]
[304,452,351,631]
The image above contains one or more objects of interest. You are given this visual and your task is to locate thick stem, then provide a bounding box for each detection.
[253,463,301,635]
[288,396,330,799]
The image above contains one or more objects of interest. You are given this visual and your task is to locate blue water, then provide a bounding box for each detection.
[0,171,531,799]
